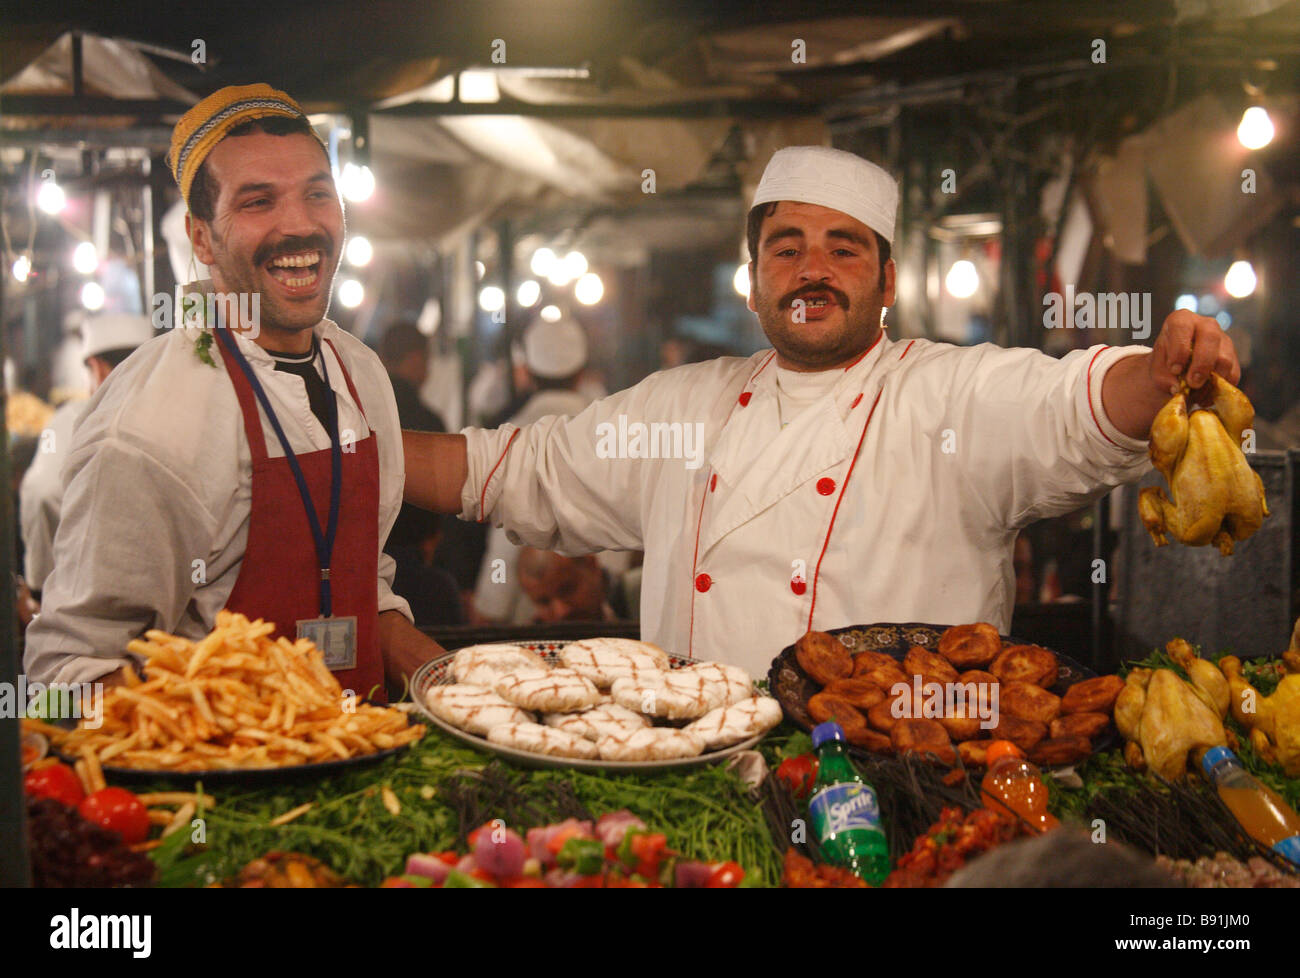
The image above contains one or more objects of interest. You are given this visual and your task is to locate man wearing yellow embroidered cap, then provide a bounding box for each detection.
[174,84,339,351]
[25,84,446,697]
[401,145,1239,679]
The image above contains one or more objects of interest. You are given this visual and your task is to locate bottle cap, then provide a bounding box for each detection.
[985,740,1024,766]
[811,722,844,749]
[1201,746,1236,778]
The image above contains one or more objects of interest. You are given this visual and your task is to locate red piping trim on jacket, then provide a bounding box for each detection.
[479,427,521,522]
[807,388,884,630]
[687,351,775,655]
[1085,346,1120,448]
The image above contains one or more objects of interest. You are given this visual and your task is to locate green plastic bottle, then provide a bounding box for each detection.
[807,721,890,883]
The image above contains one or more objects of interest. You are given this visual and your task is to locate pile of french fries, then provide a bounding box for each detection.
[52,610,424,771]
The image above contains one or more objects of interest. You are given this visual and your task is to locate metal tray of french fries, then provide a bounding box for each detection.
[48,611,425,784]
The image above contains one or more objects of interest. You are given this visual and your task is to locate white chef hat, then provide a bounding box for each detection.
[82,313,154,361]
[523,317,588,379]
[751,146,899,245]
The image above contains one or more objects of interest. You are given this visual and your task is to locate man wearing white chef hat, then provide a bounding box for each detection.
[403,146,1240,678]
[19,313,155,595]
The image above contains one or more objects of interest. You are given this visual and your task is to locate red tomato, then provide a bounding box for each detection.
[468,867,496,884]
[78,788,149,844]
[706,861,745,888]
[23,763,85,808]
[776,754,818,798]
[435,850,460,865]
[500,876,547,888]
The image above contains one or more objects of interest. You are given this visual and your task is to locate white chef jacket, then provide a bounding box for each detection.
[24,315,412,687]
[19,398,88,592]
[460,333,1152,677]
[474,387,597,623]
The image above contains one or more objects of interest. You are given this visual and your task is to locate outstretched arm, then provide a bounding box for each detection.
[401,431,468,513]
[1102,311,1240,440]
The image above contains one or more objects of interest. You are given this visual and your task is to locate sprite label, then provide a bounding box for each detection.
[810,782,882,839]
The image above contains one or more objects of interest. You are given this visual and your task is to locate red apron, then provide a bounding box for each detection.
[217,331,386,702]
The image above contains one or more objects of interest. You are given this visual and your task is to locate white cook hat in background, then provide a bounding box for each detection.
[522,317,588,379]
[82,313,155,361]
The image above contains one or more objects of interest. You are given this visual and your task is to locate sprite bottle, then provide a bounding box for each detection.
[807,721,890,883]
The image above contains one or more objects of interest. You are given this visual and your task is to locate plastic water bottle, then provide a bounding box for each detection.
[1201,747,1300,867]
[807,721,890,883]
[980,740,1060,833]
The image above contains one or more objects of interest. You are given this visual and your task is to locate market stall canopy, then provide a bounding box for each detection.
[1,31,196,139]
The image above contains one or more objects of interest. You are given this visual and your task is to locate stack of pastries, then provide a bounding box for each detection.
[795,625,1124,768]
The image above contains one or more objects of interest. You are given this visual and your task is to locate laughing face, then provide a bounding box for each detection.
[188,130,343,353]
[748,201,895,371]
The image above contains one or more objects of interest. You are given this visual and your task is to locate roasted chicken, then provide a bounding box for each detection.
[1219,654,1300,776]
[1138,375,1268,555]
[1165,638,1229,718]
[1115,667,1226,780]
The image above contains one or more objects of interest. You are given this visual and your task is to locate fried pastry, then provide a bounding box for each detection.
[990,644,1058,688]
[867,687,922,733]
[1060,675,1125,715]
[1028,735,1092,767]
[844,726,893,753]
[989,716,1048,753]
[903,646,959,686]
[891,718,957,766]
[939,713,987,743]
[957,739,993,768]
[857,661,910,694]
[807,692,868,734]
[938,622,1002,669]
[823,677,887,710]
[957,669,999,689]
[1049,712,1111,740]
[795,630,854,686]
[853,650,903,676]
[999,681,1062,725]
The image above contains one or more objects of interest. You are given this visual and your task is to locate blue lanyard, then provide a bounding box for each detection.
[215,327,343,617]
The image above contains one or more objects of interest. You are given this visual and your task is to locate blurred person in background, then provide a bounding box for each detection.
[472,317,602,624]
[516,546,630,624]
[378,321,463,625]
[379,321,445,434]
[387,512,465,627]
[20,313,154,598]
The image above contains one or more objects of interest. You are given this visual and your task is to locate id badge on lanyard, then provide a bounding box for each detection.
[297,614,358,670]
[218,329,354,671]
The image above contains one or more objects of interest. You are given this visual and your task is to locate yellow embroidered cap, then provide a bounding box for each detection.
[169,83,322,207]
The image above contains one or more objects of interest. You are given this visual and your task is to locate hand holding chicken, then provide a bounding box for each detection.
[1138,374,1267,555]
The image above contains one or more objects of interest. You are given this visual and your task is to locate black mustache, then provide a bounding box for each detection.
[782,286,849,310]
[255,236,333,267]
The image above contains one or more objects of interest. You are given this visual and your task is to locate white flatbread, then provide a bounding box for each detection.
[425,683,532,736]
[493,668,601,713]
[678,662,755,706]
[560,644,667,688]
[610,671,725,720]
[451,644,548,684]
[565,638,671,670]
[597,727,705,762]
[487,721,599,760]
[544,703,650,741]
[686,695,784,750]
